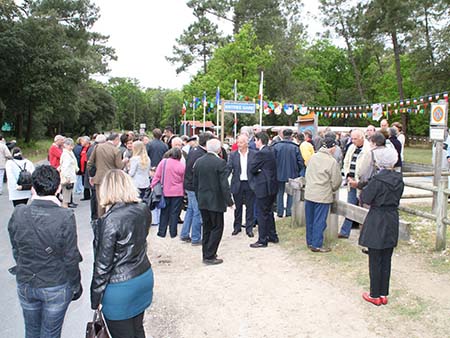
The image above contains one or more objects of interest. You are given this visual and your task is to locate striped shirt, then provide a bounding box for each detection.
[348,146,362,178]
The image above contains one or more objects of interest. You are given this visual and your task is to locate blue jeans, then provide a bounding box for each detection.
[180,190,202,243]
[17,282,72,338]
[339,187,358,237]
[158,196,183,238]
[277,181,293,217]
[305,200,331,248]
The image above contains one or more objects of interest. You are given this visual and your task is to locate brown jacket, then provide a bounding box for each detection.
[87,142,123,185]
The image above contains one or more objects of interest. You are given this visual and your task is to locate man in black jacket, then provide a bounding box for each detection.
[180,132,214,245]
[249,132,279,248]
[147,128,169,168]
[272,129,304,217]
[194,138,234,265]
[8,165,82,338]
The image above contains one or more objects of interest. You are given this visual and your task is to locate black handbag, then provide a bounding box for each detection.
[86,309,110,338]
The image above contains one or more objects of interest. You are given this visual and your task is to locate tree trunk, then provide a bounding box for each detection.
[25,96,32,143]
[202,41,207,74]
[336,9,365,101]
[391,30,408,140]
[423,4,434,65]
[15,111,23,139]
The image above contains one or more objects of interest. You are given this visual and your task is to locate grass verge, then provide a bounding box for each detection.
[404,147,432,165]
[19,139,53,163]
[276,215,447,327]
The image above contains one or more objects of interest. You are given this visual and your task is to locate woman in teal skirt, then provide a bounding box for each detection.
[90,169,153,338]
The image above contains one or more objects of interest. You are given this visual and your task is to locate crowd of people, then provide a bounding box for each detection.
[3,117,414,337]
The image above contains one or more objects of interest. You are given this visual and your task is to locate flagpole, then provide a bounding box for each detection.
[184,105,187,135]
[216,87,220,138]
[259,71,264,128]
[192,96,196,137]
[203,91,206,133]
[234,79,237,140]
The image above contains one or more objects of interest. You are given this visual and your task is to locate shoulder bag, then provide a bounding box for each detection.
[149,159,167,210]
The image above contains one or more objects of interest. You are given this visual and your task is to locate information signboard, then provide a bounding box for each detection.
[223,101,256,114]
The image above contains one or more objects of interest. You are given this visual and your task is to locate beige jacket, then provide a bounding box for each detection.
[342,140,372,188]
[87,142,123,185]
[0,141,12,168]
[305,148,342,204]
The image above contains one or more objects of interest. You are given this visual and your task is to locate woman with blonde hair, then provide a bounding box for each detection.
[90,169,153,338]
[129,140,151,198]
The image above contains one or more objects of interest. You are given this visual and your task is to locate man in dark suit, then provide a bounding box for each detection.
[194,138,234,265]
[249,132,279,248]
[146,128,168,168]
[180,132,214,245]
[227,134,256,237]
[272,128,304,217]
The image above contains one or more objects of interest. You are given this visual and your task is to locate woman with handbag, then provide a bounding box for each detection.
[128,141,151,199]
[59,138,78,208]
[151,147,185,238]
[90,169,153,338]
[5,147,35,206]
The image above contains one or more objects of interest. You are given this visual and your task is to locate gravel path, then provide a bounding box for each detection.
[144,210,393,338]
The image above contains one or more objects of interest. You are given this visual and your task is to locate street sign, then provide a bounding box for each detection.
[430,127,446,141]
[223,101,256,114]
[430,102,448,126]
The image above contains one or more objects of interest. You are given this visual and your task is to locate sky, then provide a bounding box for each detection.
[92,0,325,90]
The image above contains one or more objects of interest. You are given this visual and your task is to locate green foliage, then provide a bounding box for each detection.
[0,0,115,141]
[183,24,273,130]
[166,0,229,74]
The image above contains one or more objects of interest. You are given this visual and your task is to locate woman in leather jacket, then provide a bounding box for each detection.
[90,169,153,338]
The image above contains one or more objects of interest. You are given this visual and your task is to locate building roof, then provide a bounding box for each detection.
[182,120,215,128]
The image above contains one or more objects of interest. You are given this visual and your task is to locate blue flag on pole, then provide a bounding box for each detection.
[215,87,220,105]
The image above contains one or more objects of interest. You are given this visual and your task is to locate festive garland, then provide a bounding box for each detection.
[182,91,449,118]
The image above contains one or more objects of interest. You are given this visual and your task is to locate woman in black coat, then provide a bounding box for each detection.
[359,146,404,306]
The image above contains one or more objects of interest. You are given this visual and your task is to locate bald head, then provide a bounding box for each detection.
[380,119,389,129]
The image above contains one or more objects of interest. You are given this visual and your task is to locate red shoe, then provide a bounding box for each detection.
[380,296,388,305]
[362,292,381,306]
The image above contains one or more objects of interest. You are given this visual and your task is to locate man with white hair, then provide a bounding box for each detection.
[339,129,372,238]
[227,134,256,237]
[193,138,234,265]
[48,135,65,169]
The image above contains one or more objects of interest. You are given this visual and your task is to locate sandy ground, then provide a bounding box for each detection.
[143,207,434,338]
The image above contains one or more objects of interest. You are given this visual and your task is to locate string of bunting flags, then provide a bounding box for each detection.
[182,91,449,119]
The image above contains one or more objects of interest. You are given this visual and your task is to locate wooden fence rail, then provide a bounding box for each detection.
[287,172,448,251]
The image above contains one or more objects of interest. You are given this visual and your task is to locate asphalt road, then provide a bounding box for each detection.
[0,188,96,338]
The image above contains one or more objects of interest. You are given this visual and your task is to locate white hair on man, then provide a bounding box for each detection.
[171,137,183,148]
[206,138,222,154]
[237,134,249,143]
[54,135,65,142]
[240,126,253,137]
[351,129,365,139]
[95,134,107,143]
